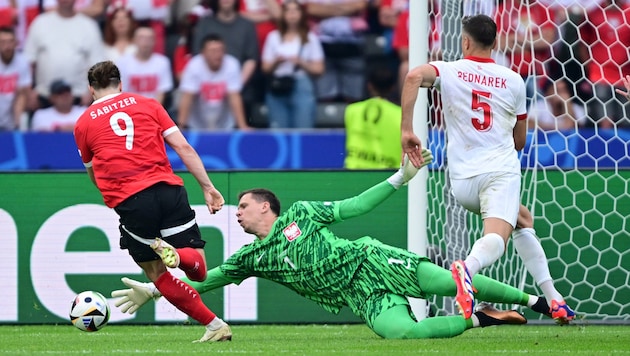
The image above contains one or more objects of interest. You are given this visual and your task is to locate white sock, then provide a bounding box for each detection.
[206,317,226,331]
[465,233,505,277]
[527,295,539,308]
[512,228,563,301]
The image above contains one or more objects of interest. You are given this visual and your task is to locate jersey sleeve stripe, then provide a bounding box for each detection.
[83,161,93,168]
[429,63,440,76]
[163,126,179,137]
[516,113,527,121]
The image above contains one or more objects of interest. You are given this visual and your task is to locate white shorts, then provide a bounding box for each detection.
[450,172,521,227]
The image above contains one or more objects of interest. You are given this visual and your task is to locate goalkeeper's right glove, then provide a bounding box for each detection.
[111,277,161,314]
[387,149,434,189]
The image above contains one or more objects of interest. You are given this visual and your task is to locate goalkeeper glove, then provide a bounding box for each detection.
[387,149,433,189]
[111,277,161,314]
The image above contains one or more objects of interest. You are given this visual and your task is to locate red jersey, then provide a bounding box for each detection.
[74,92,183,208]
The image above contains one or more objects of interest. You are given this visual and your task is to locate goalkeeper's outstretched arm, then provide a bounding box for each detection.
[338,150,432,220]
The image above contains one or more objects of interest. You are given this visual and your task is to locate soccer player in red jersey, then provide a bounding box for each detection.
[73,60,231,342]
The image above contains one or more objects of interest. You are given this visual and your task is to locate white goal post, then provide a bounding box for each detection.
[408,0,630,323]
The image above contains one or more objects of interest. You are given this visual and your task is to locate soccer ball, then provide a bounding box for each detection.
[69,291,110,332]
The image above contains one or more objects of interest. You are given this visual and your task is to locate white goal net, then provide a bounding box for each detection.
[419,0,630,322]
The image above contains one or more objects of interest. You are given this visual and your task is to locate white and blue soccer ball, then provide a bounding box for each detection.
[69,291,110,332]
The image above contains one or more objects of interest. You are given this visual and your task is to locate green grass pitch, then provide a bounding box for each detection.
[1,324,629,355]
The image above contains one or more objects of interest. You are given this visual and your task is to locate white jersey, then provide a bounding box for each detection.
[24,12,105,97]
[118,53,173,100]
[178,54,242,130]
[430,57,527,179]
[0,52,32,130]
[262,30,324,77]
[31,105,86,131]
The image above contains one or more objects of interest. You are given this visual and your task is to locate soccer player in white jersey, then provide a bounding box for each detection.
[400,14,575,323]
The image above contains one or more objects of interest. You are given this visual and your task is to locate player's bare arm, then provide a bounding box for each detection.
[615,75,630,101]
[513,119,527,151]
[165,130,225,214]
[400,64,437,168]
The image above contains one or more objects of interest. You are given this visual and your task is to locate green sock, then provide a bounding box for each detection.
[472,274,529,305]
[415,261,528,306]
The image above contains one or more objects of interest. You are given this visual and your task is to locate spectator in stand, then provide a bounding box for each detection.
[0,26,31,131]
[177,34,249,130]
[578,0,630,128]
[261,0,324,129]
[240,0,281,51]
[0,0,40,49]
[31,79,85,132]
[528,78,587,130]
[495,0,557,108]
[172,0,212,83]
[378,0,407,54]
[306,0,369,103]
[103,5,138,63]
[193,0,259,121]
[391,0,441,92]
[43,0,107,19]
[118,26,173,105]
[539,1,599,103]
[24,0,105,109]
[98,0,171,54]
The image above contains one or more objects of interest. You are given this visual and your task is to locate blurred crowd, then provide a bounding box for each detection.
[1,0,629,133]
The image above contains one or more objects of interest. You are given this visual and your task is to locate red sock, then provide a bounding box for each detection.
[154,271,215,325]
[176,247,207,281]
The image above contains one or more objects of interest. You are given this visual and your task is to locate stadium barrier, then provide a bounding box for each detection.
[0,128,628,171]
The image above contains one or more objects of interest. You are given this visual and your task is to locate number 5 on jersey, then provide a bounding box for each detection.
[471,90,492,131]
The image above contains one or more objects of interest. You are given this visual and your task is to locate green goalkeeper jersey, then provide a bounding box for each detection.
[220,198,383,314]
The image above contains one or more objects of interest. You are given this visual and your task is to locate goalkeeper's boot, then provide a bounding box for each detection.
[550,300,575,325]
[474,303,527,326]
[150,238,180,268]
[195,324,232,343]
[451,260,475,319]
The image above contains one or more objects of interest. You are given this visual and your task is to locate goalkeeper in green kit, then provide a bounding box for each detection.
[112,149,557,340]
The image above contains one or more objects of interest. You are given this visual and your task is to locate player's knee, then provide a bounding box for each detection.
[373,322,415,339]
[516,205,533,229]
[372,305,420,339]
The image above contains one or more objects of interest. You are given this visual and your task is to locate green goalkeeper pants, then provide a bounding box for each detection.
[371,261,529,339]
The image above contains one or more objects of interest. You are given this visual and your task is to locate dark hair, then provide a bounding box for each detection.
[278,0,309,44]
[368,67,396,97]
[462,14,496,48]
[238,188,281,216]
[208,0,239,14]
[103,7,137,46]
[0,26,15,36]
[201,33,224,48]
[87,61,121,90]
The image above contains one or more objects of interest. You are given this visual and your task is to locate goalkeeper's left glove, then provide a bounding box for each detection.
[387,149,433,189]
[111,277,161,314]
